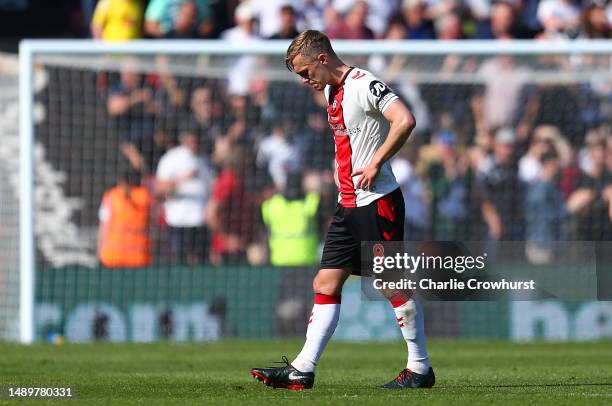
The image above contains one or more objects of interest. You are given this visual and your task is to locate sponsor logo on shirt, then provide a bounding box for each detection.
[369,80,395,110]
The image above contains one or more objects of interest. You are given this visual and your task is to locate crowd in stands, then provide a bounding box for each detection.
[52,0,611,268]
[88,0,612,41]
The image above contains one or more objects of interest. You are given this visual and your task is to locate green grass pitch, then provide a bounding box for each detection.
[1,340,611,405]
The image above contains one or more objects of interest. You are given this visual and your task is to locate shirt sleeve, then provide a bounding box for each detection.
[194,0,212,21]
[91,0,110,28]
[362,75,399,114]
[212,171,236,202]
[145,0,165,21]
[156,154,172,181]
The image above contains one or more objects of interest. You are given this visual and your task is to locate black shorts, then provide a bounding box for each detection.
[320,188,405,274]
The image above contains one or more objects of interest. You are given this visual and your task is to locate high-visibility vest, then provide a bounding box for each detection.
[261,193,320,266]
[99,186,151,268]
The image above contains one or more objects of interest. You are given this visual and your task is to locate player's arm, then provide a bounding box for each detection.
[352,100,416,190]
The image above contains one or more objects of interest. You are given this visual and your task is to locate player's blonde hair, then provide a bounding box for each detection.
[285,30,336,72]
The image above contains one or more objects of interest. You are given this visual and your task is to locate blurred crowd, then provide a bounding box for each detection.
[47,0,610,268]
[91,50,611,269]
[86,0,612,42]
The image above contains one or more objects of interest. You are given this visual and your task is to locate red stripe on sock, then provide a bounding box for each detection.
[389,292,411,308]
[314,293,341,304]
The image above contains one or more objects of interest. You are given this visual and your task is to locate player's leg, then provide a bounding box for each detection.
[291,267,351,373]
[379,288,434,389]
[250,205,357,390]
[249,268,350,389]
[359,189,434,388]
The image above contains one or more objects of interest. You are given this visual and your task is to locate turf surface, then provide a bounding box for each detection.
[1,340,611,405]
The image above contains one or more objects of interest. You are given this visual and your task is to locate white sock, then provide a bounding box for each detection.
[291,293,341,373]
[392,296,431,375]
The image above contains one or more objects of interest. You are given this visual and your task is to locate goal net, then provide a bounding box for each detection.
[4,40,611,343]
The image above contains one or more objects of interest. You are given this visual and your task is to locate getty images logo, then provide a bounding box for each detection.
[371,243,487,274]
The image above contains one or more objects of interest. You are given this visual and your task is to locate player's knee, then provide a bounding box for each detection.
[312,272,343,296]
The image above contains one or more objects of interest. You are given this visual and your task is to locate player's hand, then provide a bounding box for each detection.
[333,168,340,189]
[351,163,380,191]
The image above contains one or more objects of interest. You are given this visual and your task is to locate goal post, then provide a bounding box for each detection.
[13,39,612,344]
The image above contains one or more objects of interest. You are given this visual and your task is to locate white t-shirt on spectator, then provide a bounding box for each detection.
[478,57,529,130]
[220,26,259,95]
[251,0,294,38]
[156,145,213,227]
[537,0,580,28]
[256,135,297,189]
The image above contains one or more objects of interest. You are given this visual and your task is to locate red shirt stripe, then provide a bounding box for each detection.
[328,84,357,208]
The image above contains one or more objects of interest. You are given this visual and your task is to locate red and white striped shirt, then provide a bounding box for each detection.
[325,67,400,208]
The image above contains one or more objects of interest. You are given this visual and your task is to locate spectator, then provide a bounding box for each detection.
[188,85,224,156]
[90,0,144,41]
[249,77,277,125]
[296,112,335,173]
[144,0,214,38]
[327,1,375,39]
[381,13,408,40]
[422,130,473,240]
[434,11,463,39]
[295,0,330,32]
[151,115,179,171]
[269,5,300,39]
[465,0,491,38]
[250,0,294,38]
[472,55,530,134]
[107,59,159,171]
[567,131,612,240]
[401,0,436,39]
[98,170,152,268]
[155,55,188,119]
[257,122,299,191]
[519,125,573,184]
[422,0,462,20]
[261,172,320,266]
[477,128,525,241]
[221,1,258,40]
[207,139,257,264]
[155,123,214,264]
[221,2,259,96]
[475,1,517,40]
[525,149,567,264]
[164,0,203,38]
[580,2,611,39]
[518,0,543,35]
[224,94,259,141]
[537,0,581,38]
[332,0,401,37]
[392,151,429,240]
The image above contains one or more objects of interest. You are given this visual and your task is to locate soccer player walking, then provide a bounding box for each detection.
[251,30,434,390]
